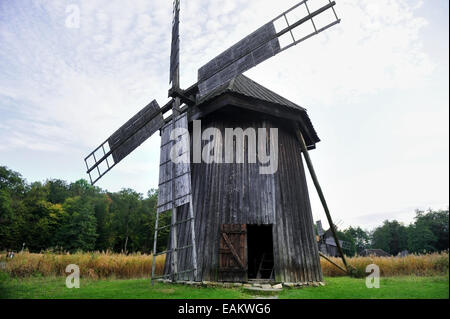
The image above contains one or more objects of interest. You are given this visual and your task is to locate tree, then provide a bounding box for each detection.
[372,220,408,255]
[69,179,98,198]
[93,193,113,251]
[30,201,66,250]
[109,189,142,253]
[135,189,160,253]
[54,197,98,252]
[408,222,437,254]
[0,189,19,249]
[0,166,26,195]
[336,229,356,256]
[2,164,445,255]
[343,226,371,255]
[46,179,70,204]
[407,209,449,253]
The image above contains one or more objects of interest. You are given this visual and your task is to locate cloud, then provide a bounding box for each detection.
[243,0,434,106]
[1,0,433,151]
[0,0,446,228]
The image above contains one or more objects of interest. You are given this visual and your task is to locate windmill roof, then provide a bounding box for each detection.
[195,74,320,146]
[198,74,306,111]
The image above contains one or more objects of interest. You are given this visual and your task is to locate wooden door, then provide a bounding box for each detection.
[218,224,247,282]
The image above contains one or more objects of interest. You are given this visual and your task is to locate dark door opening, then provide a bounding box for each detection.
[247,225,274,279]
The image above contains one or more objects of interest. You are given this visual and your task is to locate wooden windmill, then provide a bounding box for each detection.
[84,0,348,284]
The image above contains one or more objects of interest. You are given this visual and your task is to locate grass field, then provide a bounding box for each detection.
[1,251,448,279]
[1,275,448,299]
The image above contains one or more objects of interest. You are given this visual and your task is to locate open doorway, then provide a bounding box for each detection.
[247,225,274,279]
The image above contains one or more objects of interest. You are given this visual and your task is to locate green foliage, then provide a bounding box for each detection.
[408,209,449,254]
[0,166,166,254]
[0,166,26,250]
[372,220,409,255]
[336,230,356,256]
[0,166,26,195]
[46,179,70,204]
[343,227,371,255]
[0,165,448,255]
[54,197,98,252]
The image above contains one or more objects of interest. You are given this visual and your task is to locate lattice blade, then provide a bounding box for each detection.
[84,100,165,185]
[157,112,192,213]
[197,0,340,96]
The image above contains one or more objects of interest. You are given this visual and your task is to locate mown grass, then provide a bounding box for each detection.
[1,251,448,279]
[0,274,448,299]
[279,276,449,299]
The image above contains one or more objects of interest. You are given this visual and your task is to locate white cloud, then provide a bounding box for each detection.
[0,0,447,228]
[244,0,434,106]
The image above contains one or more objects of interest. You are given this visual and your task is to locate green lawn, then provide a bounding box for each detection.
[0,274,448,299]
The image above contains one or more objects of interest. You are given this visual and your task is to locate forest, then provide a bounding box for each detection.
[0,165,448,256]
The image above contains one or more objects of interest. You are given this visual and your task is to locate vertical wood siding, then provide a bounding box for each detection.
[163,112,322,283]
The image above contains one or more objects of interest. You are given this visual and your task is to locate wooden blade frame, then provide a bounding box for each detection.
[84,99,173,185]
[156,112,192,213]
[170,0,180,87]
[198,0,340,96]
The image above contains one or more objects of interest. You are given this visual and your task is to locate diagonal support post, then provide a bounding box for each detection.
[319,251,347,274]
[296,129,349,272]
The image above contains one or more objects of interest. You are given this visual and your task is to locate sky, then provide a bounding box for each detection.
[0,0,448,231]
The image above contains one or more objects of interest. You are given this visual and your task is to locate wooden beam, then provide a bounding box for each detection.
[170,98,181,282]
[221,233,245,269]
[319,252,347,274]
[295,129,349,271]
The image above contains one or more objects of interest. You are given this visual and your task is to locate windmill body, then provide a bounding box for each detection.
[84,0,344,283]
[164,74,322,283]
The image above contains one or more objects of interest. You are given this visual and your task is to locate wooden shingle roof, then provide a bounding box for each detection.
[198,74,306,112]
[194,74,320,147]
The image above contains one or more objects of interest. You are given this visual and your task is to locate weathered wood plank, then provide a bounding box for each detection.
[109,100,164,164]
[163,111,322,283]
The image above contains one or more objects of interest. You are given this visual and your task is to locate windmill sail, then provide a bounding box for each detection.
[170,0,180,86]
[157,112,192,213]
[84,100,166,185]
[198,0,340,96]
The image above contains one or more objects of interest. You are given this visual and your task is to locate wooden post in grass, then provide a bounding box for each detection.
[296,129,349,273]
[319,252,347,274]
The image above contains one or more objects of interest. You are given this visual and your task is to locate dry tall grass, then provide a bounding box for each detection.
[0,251,165,280]
[1,251,448,280]
[321,252,449,277]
